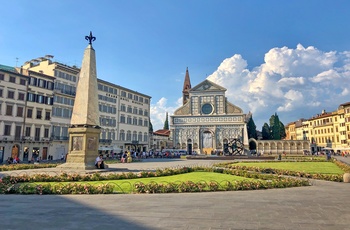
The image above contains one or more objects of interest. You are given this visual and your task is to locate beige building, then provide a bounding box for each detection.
[0,64,54,162]
[285,104,350,153]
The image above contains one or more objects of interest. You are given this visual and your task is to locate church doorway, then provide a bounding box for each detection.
[187,139,193,155]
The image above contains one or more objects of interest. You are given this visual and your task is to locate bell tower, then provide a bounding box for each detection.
[182,67,191,105]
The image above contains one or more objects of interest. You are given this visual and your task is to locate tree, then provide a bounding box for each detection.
[149,121,153,133]
[262,123,270,140]
[247,116,257,139]
[279,121,286,139]
[269,113,281,140]
[163,112,169,130]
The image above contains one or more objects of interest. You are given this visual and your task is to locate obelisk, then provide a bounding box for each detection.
[57,31,102,170]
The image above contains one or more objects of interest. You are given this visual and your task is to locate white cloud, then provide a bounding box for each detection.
[150,97,181,131]
[151,44,350,130]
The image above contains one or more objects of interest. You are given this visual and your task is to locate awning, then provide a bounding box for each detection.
[98,147,113,151]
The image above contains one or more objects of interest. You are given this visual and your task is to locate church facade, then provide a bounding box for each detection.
[170,68,248,155]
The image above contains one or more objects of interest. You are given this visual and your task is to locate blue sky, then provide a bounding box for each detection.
[1,0,350,130]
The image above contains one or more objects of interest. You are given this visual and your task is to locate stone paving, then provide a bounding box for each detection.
[1,158,350,230]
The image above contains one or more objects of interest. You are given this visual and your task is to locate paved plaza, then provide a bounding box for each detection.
[0,158,350,230]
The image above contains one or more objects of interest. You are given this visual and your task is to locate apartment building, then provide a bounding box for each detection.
[0,56,151,163]
[285,105,350,153]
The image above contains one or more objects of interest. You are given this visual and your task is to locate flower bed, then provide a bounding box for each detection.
[0,163,59,171]
[0,166,310,195]
[214,160,346,182]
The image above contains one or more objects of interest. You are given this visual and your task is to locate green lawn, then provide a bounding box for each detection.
[28,172,256,193]
[235,162,344,174]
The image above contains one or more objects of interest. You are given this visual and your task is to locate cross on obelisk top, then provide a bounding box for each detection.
[85,31,96,45]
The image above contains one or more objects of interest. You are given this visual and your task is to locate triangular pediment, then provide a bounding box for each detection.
[190,79,226,92]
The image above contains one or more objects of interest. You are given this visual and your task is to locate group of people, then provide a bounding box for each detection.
[6,156,20,164]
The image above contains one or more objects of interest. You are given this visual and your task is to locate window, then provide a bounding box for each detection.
[128,93,133,99]
[27,108,33,118]
[121,104,126,112]
[127,116,132,124]
[132,131,137,141]
[133,117,137,125]
[4,125,11,135]
[45,111,51,120]
[121,91,126,97]
[139,109,143,115]
[44,128,49,138]
[120,114,125,123]
[126,131,131,141]
[119,130,125,141]
[134,95,138,101]
[133,107,137,114]
[145,99,149,104]
[9,76,16,83]
[7,91,15,99]
[127,106,132,113]
[6,105,13,116]
[25,127,31,136]
[20,79,26,85]
[0,73,4,80]
[144,110,149,116]
[138,118,143,126]
[0,88,3,97]
[138,132,142,141]
[143,132,148,142]
[16,107,24,117]
[18,92,25,101]
[36,110,42,119]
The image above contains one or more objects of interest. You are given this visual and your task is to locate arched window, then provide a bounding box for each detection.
[138,132,142,141]
[119,130,125,141]
[126,131,131,141]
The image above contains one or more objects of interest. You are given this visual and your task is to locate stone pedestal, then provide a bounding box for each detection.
[57,127,102,170]
[343,173,350,183]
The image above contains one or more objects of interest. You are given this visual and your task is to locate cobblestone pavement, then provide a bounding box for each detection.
[1,158,350,230]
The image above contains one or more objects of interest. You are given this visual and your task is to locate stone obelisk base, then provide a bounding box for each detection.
[57,127,106,170]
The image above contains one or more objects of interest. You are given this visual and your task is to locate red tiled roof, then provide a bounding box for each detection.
[153,129,170,136]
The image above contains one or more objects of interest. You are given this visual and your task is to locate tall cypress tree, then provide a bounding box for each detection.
[247,116,257,139]
[163,112,169,130]
[269,113,281,140]
[149,120,153,133]
[279,121,286,139]
[262,123,270,140]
